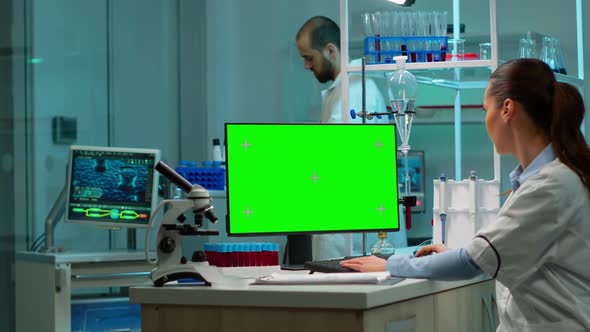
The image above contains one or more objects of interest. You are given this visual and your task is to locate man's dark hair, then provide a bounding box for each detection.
[297,16,340,51]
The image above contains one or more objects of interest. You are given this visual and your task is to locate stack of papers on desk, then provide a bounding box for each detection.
[254,272,398,285]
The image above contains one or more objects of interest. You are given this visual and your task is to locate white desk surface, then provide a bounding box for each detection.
[130,274,491,310]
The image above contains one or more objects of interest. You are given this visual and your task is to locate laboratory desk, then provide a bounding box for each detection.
[130,274,497,332]
[15,250,154,332]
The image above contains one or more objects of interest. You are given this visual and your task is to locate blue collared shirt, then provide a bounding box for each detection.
[386,144,557,280]
[509,144,556,191]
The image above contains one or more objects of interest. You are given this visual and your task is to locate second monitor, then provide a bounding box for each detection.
[65,145,160,229]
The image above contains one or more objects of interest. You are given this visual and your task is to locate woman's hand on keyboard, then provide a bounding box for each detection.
[339,255,386,272]
[414,244,448,257]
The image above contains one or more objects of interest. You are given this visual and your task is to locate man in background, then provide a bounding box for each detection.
[296,15,388,123]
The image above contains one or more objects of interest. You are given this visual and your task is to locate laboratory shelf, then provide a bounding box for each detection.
[414,67,491,90]
[344,59,492,73]
[494,59,584,89]
[349,63,492,90]
[412,63,585,91]
[555,71,584,88]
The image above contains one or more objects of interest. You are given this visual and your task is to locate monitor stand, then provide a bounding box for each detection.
[281,234,312,270]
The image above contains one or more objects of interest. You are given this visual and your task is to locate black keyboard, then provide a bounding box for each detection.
[303,258,359,273]
[304,254,394,273]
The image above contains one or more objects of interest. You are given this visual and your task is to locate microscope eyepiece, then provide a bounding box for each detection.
[155,161,193,193]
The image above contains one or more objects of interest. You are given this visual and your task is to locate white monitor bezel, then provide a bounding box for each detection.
[65,145,161,229]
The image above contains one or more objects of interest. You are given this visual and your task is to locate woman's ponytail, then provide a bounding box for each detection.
[551,81,590,195]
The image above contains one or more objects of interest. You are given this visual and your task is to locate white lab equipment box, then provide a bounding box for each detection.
[432,178,500,248]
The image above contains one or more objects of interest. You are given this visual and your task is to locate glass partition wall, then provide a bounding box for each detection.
[3,1,207,330]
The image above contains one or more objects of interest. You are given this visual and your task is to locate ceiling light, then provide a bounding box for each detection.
[386,0,415,7]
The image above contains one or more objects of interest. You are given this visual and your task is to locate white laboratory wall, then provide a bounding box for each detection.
[108,0,180,156]
[205,0,339,143]
[178,0,208,165]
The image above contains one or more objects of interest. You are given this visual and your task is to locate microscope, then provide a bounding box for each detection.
[147,161,220,287]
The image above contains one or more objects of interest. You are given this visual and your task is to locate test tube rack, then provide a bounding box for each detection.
[432,177,500,248]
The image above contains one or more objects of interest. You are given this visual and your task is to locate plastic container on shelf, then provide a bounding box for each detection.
[212,138,223,162]
[364,36,448,64]
[175,162,226,190]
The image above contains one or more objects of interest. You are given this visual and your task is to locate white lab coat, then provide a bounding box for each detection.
[312,71,408,260]
[319,72,389,124]
[466,159,590,331]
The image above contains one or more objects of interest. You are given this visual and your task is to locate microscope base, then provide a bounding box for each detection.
[151,263,222,287]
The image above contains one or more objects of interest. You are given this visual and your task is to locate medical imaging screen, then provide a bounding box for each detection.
[397,151,424,194]
[66,148,158,227]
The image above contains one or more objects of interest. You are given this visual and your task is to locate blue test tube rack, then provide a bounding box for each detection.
[176,160,226,190]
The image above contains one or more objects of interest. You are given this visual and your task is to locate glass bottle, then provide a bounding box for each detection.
[370,231,395,256]
[518,31,537,59]
[212,138,223,164]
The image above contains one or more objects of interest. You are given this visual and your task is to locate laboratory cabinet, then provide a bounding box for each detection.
[131,276,496,332]
[15,250,153,332]
[362,281,497,332]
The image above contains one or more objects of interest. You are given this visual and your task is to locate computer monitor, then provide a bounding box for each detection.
[397,150,425,213]
[65,145,161,228]
[225,123,400,236]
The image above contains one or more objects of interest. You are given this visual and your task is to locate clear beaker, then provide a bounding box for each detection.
[539,36,566,74]
[448,39,465,61]
[519,38,537,58]
[479,43,492,60]
[518,32,538,59]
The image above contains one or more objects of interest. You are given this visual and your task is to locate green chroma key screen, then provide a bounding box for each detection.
[225,123,400,235]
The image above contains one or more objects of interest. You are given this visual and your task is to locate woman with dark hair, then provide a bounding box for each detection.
[342,58,590,331]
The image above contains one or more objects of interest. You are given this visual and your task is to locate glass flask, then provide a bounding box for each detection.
[518,31,537,59]
[387,55,417,156]
[539,36,566,74]
[387,55,417,195]
[370,231,395,256]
